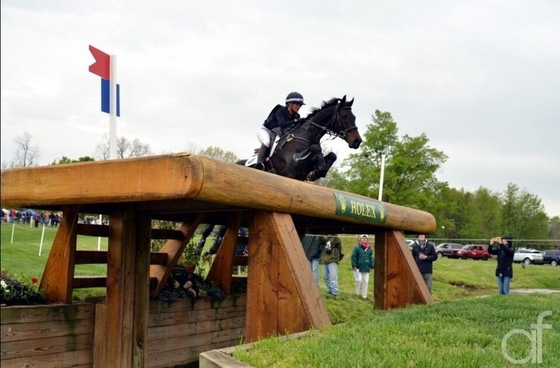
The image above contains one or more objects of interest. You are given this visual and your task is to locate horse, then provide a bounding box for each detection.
[243,95,362,181]
[196,96,362,257]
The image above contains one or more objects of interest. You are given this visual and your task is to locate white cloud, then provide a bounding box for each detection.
[2,0,559,217]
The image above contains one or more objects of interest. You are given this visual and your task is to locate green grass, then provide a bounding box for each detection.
[0,222,213,300]
[231,237,559,367]
[323,237,560,324]
[234,293,560,367]
[2,224,560,366]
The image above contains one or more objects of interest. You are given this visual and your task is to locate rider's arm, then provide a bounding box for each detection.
[276,108,300,129]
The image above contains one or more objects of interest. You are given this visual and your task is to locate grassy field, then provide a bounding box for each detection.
[2,224,558,313]
[234,293,560,367]
[2,223,560,366]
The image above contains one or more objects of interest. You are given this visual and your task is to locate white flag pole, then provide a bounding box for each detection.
[97,214,102,250]
[378,153,386,201]
[109,54,117,160]
[10,222,15,244]
[39,223,46,256]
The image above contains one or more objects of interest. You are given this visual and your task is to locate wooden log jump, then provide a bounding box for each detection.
[1,153,436,367]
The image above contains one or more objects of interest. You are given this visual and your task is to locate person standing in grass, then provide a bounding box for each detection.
[351,235,375,299]
[412,234,437,294]
[320,235,343,297]
[487,235,515,295]
[302,234,325,287]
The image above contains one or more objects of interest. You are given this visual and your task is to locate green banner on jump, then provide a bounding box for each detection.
[333,193,387,224]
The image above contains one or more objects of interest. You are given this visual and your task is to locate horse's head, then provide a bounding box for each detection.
[333,95,362,149]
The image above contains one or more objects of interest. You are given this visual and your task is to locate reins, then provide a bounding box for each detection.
[306,104,356,142]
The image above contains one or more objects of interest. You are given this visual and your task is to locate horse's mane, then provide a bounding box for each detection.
[306,98,341,120]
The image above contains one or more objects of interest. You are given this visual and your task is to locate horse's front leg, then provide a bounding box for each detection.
[306,152,337,181]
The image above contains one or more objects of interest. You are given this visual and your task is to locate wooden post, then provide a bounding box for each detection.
[39,205,79,303]
[206,213,242,293]
[374,230,431,310]
[104,207,151,367]
[245,211,330,342]
[150,213,204,297]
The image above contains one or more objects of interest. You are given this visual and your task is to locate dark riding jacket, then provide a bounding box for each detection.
[263,104,301,134]
[412,241,437,274]
[487,243,514,278]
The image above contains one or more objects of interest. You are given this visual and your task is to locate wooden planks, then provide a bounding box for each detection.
[374,230,432,310]
[1,303,95,367]
[245,211,330,343]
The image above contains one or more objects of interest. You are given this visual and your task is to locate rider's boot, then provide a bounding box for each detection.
[255,144,269,170]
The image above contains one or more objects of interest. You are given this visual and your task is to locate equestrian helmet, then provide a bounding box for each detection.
[285,92,305,105]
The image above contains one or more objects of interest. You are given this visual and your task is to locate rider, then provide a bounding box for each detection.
[255,92,305,168]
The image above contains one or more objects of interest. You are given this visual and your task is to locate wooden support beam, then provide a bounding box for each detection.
[76,223,109,237]
[206,213,242,294]
[374,230,431,310]
[74,250,167,265]
[104,208,151,367]
[149,213,205,297]
[245,211,331,343]
[39,205,79,303]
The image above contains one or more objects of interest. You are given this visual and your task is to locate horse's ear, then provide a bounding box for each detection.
[348,97,354,107]
[339,95,346,107]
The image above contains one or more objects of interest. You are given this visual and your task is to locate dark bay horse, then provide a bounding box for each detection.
[245,95,362,181]
[198,96,362,255]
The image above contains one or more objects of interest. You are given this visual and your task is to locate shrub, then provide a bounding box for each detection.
[0,269,46,306]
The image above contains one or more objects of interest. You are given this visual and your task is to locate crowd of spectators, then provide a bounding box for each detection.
[2,208,61,227]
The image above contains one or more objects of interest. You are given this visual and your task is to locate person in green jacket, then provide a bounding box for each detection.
[351,234,375,299]
[320,235,343,297]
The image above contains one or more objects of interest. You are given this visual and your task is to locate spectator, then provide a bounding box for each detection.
[320,235,343,297]
[487,236,515,295]
[302,234,325,287]
[411,234,437,294]
[351,235,375,299]
[34,212,41,227]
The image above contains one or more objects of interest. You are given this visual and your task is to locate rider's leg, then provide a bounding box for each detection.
[256,128,273,168]
[256,131,277,169]
[256,144,269,166]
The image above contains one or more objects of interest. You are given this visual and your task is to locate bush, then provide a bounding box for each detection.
[0,269,46,306]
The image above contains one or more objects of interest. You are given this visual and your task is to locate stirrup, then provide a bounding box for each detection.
[254,162,266,171]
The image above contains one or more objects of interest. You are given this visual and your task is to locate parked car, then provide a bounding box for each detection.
[452,244,491,260]
[513,248,544,265]
[435,243,464,258]
[405,239,415,250]
[537,250,560,267]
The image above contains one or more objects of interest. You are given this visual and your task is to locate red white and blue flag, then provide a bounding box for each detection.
[89,45,120,116]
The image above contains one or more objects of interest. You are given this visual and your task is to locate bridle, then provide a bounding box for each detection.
[306,102,357,141]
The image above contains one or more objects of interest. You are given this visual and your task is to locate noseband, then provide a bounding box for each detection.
[307,105,357,140]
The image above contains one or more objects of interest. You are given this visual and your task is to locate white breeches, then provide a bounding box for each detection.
[257,126,273,147]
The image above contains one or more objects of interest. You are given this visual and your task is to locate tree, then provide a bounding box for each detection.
[501,183,548,243]
[548,216,560,240]
[329,110,448,209]
[94,134,153,159]
[51,156,95,165]
[11,132,40,167]
[197,146,239,163]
